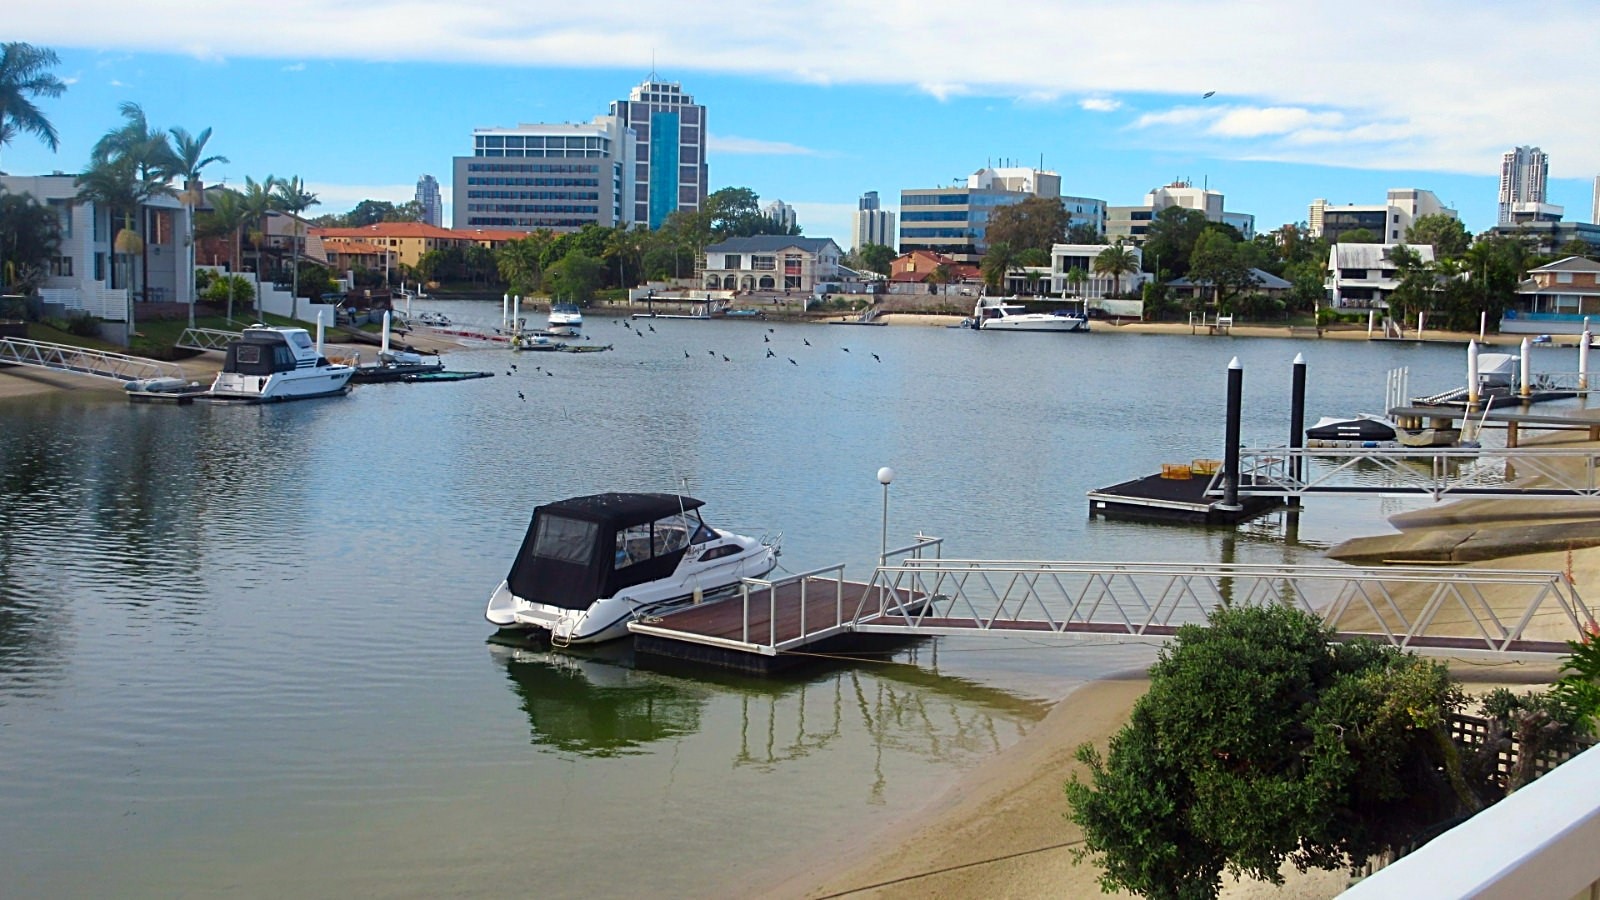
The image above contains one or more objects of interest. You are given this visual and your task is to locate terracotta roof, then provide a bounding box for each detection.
[324,241,388,255]
[313,222,462,240]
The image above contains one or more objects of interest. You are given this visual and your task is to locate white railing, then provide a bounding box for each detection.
[38,286,129,322]
[1234,446,1600,499]
[739,564,849,648]
[851,558,1590,658]
[176,328,241,352]
[0,337,181,382]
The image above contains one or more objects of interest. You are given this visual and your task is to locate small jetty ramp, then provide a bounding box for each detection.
[0,336,181,382]
[631,536,1592,673]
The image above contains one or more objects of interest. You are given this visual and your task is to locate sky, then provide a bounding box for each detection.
[6,1,1600,246]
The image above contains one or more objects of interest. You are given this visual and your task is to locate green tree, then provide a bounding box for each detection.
[856,242,895,276]
[239,175,277,289]
[1064,266,1088,297]
[984,196,1069,254]
[0,186,61,294]
[89,102,179,304]
[1189,230,1259,315]
[168,125,227,326]
[1067,606,1472,900]
[1093,242,1140,297]
[1557,237,1595,260]
[0,42,67,168]
[1337,228,1381,244]
[495,231,554,296]
[1405,214,1471,261]
[271,175,319,317]
[1141,206,1210,277]
[195,187,252,317]
[979,241,1018,294]
[546,250,603,304]
[1384,244,1433,324]
[1066,222,1106,245]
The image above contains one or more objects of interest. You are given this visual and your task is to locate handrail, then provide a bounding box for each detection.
[1231,445,1600,499]
[0,336,182,382]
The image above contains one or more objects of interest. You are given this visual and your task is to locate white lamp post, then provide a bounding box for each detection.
[877,466,895,565]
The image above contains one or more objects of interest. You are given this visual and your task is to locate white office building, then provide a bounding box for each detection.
[1499,146,1549,226]
[414,174,442,227]
[763,199,797,233]
[1108,180,1254,243]
[451,115,636,233]
[1309,189,1456,243]
[850,191,896,251]
[609,78,708,229]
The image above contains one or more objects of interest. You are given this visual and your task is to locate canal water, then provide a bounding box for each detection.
[0,307,1555,897]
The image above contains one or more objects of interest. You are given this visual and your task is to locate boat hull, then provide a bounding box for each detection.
[209,367,355,401]
[976,316,1089,333]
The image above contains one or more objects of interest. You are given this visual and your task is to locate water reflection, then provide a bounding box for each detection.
[489,642,706,756]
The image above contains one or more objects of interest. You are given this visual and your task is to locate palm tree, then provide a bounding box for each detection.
[240,175,277,303]
[91,103,178,304]
[75,155,168,338]
[0,42,67,291]
[169,126,228,326]
[0,42,67,169]
[980,242,1018,295]
[271,175,318,319]
[1093,242,1139,298]
[1064,266,1089,297]
[197,187,250,320]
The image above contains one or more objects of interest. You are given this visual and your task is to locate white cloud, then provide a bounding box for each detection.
[1133,106,1212,129]
[707,134,817,156]
[61,74,80,86]
[14,1,1600,176]
[787,201,857,244]
[282,62,306,72]
[1079,97,1122,113]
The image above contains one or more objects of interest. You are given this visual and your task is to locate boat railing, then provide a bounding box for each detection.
[739,563,848,646]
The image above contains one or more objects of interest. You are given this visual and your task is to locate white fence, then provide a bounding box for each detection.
[38,286,129,322]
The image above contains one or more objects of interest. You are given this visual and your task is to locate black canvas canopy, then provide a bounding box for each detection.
[505,493,707,611]
[223,333,296,376]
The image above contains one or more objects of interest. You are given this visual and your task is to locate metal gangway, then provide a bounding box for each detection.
[0,336,182,383]
[635,536,1592,663]
[1230,446,1600,500]
[175,327,242,353]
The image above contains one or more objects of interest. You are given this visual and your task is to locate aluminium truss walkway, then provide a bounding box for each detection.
[1229,446,1600,500]
[0,337,182,383]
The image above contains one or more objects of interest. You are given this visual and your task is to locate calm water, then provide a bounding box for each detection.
[0,306,1559,897]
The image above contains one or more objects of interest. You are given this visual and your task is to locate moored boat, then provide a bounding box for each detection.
[1305,414,1397,445]
[971,296,1089,332]
[486,493,780,645]
[548,303,583,336]
[207,325,354,402]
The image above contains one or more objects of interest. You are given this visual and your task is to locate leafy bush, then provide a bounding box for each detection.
[1067,606,1471,900]
[63,311,99,337]
[202,275,255,306]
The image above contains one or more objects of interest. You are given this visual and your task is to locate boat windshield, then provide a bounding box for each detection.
[532,515,598,565]
[613,510,706,569]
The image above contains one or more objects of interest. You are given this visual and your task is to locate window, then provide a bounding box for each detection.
[751,255,775,271]
[51,256,73,277]
[532,515,598,565]
[1558,272,1575,284]
[94,252,105,281]
[724,254,741,270]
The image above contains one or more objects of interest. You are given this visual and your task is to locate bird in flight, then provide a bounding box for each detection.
[788,358,797,366]
[517,391,525,401]
[842,347,850,353]
[647,324,655,332]
[721,354,730,362]
[803,338,811,346]
[684,350,691,358]
[763,334,770,343]
[766,348,776,358]
[871,353,881,362]
[1202,90,1216,99]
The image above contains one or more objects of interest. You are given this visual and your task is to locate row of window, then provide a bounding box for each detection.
[467,163,602,175]
[475,149,613,159]
[466,191,602,202]
[467,217,602,228]
[466,177,600,188]
[466,204,600,214]
[902,194,970,206]
[902,211,970,223]
[476,135,612,151]
[900,228,977,239]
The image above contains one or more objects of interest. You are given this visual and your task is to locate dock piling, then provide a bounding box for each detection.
[1221,357,1243,511]
[1289,354,1305,507]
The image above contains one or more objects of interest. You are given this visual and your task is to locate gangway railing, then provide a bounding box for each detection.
[1230,446,1600,500]
[0,336,182,382]
[176,327,241,352]
[847,558,1591,659]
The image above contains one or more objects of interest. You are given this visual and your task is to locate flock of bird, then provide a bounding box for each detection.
[506,316,885,401]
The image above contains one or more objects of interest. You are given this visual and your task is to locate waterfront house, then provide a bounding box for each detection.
[701,235,841,294]
[1501,256,1600,335]
[0,172,189,340]
[1324,243,1435,310]
[1167,268,1291,307]
[885,250,979,295]
[1049,243,1149,300]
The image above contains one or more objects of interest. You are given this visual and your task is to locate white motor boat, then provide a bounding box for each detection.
[548,303,584,336]
[486,493,780,645]
[971,296,1089,332]
[208,325,355,402]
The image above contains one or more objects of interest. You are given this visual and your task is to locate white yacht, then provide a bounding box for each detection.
[486,493,780,645]
[208,325,354,402]
[548,303,584,336]
[972,296,1089,333]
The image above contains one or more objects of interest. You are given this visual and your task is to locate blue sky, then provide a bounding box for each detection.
[6,2,1599,245]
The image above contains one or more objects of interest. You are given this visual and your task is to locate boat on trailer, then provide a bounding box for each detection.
[486,493,780,645]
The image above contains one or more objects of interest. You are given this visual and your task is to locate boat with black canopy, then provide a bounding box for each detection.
[486,493,780,645]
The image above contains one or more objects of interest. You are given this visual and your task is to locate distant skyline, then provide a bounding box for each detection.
[6,2,1599,244]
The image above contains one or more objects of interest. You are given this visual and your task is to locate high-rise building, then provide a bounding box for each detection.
[1593,176,1599,226]
[851,191,896,251]
[763,199,796,233]
[609,78,708,229]
[898,166,1063,262]
[1499,146,1549,226]
[414,174,442,227]
[451,115,636,233]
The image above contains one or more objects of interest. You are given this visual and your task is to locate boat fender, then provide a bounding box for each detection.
[692,586,703,605]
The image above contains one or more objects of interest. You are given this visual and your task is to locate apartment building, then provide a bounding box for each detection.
[451,115,636,233]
